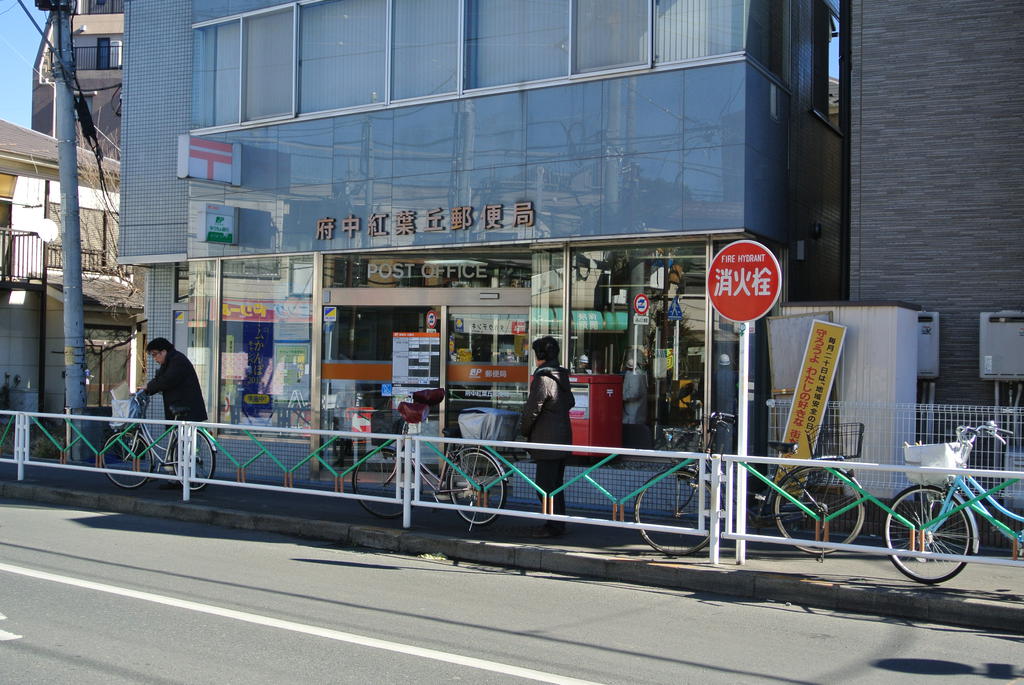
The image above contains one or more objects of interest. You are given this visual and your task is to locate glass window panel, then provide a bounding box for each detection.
[299,0,387,113]
[529,250,564,357]
[189,260,218,420]
[84,326,132,407]
[243,9,294,121]
[219,256,313,428]
[573,0,648,74]
[655,0,745,63]
[392,0,458,100]
[568,244,706,448]
[748,0,791,82]
[192,21,240,128]
[464,0,569,89]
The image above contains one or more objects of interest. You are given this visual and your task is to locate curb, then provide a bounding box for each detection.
[2,481,1020,635]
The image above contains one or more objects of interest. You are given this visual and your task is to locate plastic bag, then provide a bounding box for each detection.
[903,442,964,485]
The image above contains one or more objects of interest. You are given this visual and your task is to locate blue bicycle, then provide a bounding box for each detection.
[884,421,1020,584]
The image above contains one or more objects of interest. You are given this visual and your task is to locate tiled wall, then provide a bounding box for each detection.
[849,0,1024,404]
[119,0,191,260]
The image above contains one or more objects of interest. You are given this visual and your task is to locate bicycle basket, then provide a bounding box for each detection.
[457,408,519,441]
[110,392,147,429]
[903,442,964,485]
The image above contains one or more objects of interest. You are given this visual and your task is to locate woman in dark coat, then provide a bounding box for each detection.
[518,336,575,537]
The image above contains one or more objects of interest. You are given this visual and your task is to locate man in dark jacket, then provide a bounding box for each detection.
[145,338,208,422]
[518,336,575,538]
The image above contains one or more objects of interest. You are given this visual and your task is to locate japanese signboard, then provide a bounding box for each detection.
[707,240,782,322]
[392,332,441,399]
[781,319,847,459]
[177,135,241,185]
[203,204,237,244]
[315,201,535,242]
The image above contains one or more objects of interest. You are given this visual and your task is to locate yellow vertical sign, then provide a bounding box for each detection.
[782,320,846,459]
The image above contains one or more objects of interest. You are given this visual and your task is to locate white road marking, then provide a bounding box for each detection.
[0,562,600,684]
[0,611,22,641]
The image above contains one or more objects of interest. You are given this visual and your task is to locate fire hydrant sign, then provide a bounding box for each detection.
[707,240,782,322]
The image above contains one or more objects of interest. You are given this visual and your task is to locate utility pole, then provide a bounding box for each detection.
[42,0,87,414]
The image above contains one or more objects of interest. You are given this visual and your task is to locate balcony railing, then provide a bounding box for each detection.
[45,245,114,274]
[74,44,122,71]
[0,228,45,283]
[80,0,124,14]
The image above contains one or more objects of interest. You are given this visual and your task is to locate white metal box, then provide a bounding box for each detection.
[917,311,939,379]
[979,311,1024,379]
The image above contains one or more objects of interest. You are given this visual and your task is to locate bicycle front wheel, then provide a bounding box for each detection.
[442,447,507,526]
[103,429,155,489]
[634,470,711,556]
[773,466,865,555]
[884,485,975,584]
[351,450,403,518]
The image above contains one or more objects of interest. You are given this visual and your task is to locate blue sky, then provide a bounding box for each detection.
[0,1,49,129]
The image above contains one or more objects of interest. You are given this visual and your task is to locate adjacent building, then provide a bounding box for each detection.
[0,119,140,413]
[32,0,124,161]
[848,0,1024,408]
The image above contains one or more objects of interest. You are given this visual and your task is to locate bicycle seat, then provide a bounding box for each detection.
[768,440,799,455]
[398,401,428,424]
[169,403,191,419]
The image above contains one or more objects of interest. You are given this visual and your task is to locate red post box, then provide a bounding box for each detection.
[568,374,623,453]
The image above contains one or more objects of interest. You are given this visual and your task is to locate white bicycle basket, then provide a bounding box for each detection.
[903,442,965,485]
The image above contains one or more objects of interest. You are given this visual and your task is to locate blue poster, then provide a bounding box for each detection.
[241,321,275,424]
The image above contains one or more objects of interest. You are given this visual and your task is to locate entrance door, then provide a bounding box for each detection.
[444,307,530,429]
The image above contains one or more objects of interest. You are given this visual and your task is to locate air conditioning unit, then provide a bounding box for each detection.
[979,311,1024,380]
[917,312,939,379]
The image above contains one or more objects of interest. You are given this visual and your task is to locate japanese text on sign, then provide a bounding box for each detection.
[707,240,782,322]
[314,201,534,241]
[782,320,847,459]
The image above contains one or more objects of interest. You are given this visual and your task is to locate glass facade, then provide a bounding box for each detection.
[191,0,790,126]
[187,62,790,259]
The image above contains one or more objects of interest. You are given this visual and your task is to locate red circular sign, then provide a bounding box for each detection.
[426,309,438,329]
[632,293,650,315]
[706,240,782,322]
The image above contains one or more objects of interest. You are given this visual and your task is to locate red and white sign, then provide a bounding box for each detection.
[177,135,240,185]
[426,309,438,330]
[632,293,650,316]
[707,240,782,322]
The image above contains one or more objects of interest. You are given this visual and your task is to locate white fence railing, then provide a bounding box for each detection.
[2,407,1022,583]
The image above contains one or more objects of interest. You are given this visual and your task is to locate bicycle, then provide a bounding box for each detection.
[633,412,735,556]
[351,393,509,527]
[634,416,867,557]
[101,390,217,491]
[750,421,867,555]
[884,421,1019,584]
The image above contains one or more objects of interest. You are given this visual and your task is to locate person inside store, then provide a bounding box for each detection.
[621,348,651,448]
[144,337,208,422]
[574,354,593,374]
[518,336,575,538]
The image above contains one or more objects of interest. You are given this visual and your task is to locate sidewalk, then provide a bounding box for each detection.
[1,463,1021,634]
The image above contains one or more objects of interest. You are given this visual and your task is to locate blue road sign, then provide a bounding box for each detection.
[667,297,684,321]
